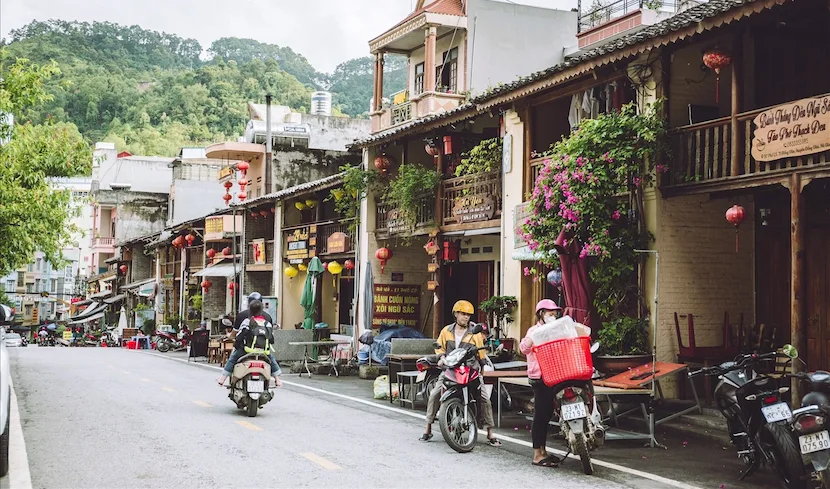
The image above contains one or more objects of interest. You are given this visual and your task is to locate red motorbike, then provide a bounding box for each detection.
[155,329,190,353]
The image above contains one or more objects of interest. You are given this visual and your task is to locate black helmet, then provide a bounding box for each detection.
[248,291,262,302]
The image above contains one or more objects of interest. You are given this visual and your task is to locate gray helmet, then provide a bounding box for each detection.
[248,291,262,302]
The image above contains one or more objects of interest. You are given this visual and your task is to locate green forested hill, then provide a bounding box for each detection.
[1,20,406,156]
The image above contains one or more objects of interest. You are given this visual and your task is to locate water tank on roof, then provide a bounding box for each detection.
[310,91,332,116]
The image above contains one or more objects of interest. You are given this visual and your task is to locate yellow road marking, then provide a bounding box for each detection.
[235,421,262,432]
[300,452,341,470]
[192,401,211,408]
[162,387,175,393]
[139,378,150,382]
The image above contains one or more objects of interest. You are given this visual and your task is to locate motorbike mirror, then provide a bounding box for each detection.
[590,342,600,354]
[782,344,798,359]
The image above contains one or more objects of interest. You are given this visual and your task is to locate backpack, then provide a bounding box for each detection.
[244,317,272,354]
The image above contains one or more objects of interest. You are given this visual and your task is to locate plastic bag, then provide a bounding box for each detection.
[530,315,591,345]
[481,364,494,399]
[373,375,399,400]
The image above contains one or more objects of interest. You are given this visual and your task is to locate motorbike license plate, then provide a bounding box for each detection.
[561,402,587,421]
[247,380,265,393]
[761,402,792,423]
[416,371,426,383]
[800,430,830,454]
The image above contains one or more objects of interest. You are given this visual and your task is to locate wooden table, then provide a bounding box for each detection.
[385,354,427,404]
[289,341,352,377]
[492,361,528,370]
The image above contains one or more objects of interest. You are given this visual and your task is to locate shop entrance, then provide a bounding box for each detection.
[443,261,494,325]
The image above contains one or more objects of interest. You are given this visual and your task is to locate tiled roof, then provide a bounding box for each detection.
[353,0,777,148]
[239,173,344,206]
[395,0,465,29]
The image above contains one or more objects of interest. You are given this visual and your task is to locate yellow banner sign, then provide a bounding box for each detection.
[218,166,234,181]
[752,95,830,162]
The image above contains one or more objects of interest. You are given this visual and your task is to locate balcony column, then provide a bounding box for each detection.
[424,26,437,93]
[730,35,743,177]
[372,53,385,112]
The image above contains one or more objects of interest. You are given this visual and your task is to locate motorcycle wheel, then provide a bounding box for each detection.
[438,397,477,453]
[574,432,594,475]
[156,340,171,353]
[423,377,438,400]
[760,423,807,489]
[246,400,258,418]
[819,468,830,489]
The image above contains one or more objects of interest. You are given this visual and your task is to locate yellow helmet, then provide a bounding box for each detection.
[452,300,475,315]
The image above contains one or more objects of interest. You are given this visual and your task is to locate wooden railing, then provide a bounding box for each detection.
[246,240,275,265]
[317,221,355,254]
[187,245,204,270]
[376,195,436,234]
[668,103,830,185]
[442,171,502,226]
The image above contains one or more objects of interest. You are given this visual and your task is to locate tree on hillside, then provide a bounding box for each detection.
[208,37,322,88]
[327,55,407,117]
[0,55,92,276]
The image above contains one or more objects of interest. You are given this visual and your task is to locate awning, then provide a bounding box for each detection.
[73,299,92,307]
[68,302,105,321]
[122,278,155,290]
[193,263,239,278]
[101,275,117,282]
[88,290,112,300]
[104,294,126,304]
[137,282,156,297]
[511,246,557,261]
[68,312,105,325]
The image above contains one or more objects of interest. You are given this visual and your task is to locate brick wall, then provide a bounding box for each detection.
[655,192,755,392]
[243,211,275,297]
[203,277,228,321]
[132,249,153,281]
[245,273,272,300]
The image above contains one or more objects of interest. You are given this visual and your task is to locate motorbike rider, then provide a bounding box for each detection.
[419,300,501,447]
[217,299,282,388]
[38,326,48,344]
[520,299,564,468]
[233,292,273,330]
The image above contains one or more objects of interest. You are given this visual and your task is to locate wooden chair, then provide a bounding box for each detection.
[208,339,221,363]
[675,313,740,404]
[220,340,234,366]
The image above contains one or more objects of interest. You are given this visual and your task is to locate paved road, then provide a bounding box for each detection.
[4,347,760,488]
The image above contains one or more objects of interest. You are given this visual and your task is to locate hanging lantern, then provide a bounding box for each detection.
[284,266,299,279]
[376,247,392,274]
[222,246,232,256]
[725,204,746,253]
[206,248,216,259]
[270,207,276,214]
[259,210,269,217]
[237,161,250,173]
[703,48,732,103]
[238,191,247,201]
[228,281,236,296]
[185,233,195,246]
[344,259,355,271]
[238,177,248,188]
[332,189,345,201]
[374,154,392,173]
[119,264,128,275]
[297,263,308,272]
[223,193,232,205]
[201,279,212,292]
[172,236,183,248]
[305,199,318,209]
[250,211,258,219]
[425,143,440,157]
[443,240,460,262]
[328,261,343,275]
[223,180,233,190]
[322,262,329,271]
[547,268,563,288]
[443,135,454,155]
[295,201,307,211]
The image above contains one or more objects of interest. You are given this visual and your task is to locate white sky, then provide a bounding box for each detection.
[0,0,575,73]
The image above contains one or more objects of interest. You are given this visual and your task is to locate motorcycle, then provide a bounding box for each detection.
[689,347,807,488]
[99,328,118,347]
[227,352,275,418]
[155,330,190,353]
[789,368,830,487]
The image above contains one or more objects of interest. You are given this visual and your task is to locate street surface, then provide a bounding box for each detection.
[3,347,784,489]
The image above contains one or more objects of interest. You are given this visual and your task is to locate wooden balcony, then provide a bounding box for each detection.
[246,240,275,271]
[187,245,204,272]
[376,195,436,236]
[664,97,830,196]
[441,171,502,230]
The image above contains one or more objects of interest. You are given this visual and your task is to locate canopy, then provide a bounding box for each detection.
[193,263,238,278]
[554,230,593,329]
[121,278,155,290]
[68,303,106,322]
[104,294,126,304]
[301,257,324,329]
[68,312,105,324]
[88,290,111,300]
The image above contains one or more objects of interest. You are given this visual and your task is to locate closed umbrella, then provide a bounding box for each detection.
[361,261,374,336]
[554,229,594,330]
[301,256,324,329]
[117,305,128,340]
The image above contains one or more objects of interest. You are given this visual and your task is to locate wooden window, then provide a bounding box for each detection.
[414,62,425,95]
[437,47,458,93]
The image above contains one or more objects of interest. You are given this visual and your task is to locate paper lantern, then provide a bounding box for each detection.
[223,180,233,189]
[305,199,318,209]
[375,247,392,274]
[332,189,345,201]
[297,263,308,271]
[547,268,563,288]
[119,264,128,275]
[206,248,216,259]
[222,246,232,256]
[228,282,236,296]
[201,279,212,292]
[284,266,299,279]
[322,262,329,271]
[250,211,259,219]
[725,204,746,253]
[702,49,732,103]
[185,233,195,246]
[374,154,392,173]
[238,177,248,187]
[344,259,355,270]
[259,210,269,217]
[425,143,440,156]
[295,202,307,211]
[223,193,232,204]
[328,261,343,275]
[270,207,276,214]
[443,135,454,155]
[237,161,249,172]
[238,191,247,201]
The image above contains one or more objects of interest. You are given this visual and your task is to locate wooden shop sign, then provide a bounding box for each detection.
[752,95,830,162]
[326,232,349,254]
[452,195,495,223]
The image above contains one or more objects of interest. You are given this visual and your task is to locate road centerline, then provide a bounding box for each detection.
[300,452,341,470]
[235,420,263,432]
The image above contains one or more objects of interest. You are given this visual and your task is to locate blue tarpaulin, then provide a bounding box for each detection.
[365,325,426,365]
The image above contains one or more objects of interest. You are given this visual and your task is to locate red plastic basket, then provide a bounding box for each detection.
[533,336,594,387]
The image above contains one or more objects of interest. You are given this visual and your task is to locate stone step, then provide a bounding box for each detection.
[677,412,729,431]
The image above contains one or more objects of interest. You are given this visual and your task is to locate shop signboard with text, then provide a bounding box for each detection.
[372,284,420,328]
[284,225,317,264]
[752,95,830,161]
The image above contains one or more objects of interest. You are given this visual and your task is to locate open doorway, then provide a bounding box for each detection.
[443,261,494,324]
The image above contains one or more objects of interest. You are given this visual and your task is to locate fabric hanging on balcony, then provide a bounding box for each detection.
[554,229,594,329]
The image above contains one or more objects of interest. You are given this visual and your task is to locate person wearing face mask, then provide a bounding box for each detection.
[520,299,564,467]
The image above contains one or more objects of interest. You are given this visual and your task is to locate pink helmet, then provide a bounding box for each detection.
[535,299,562,314]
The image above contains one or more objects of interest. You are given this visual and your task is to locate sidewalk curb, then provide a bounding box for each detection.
[140,350,704,489]
[7,378,32,489]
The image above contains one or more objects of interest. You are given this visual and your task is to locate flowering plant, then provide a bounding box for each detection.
[520,102,668,318]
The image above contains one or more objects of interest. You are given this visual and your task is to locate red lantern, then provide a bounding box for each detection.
[443,240,460,262]
[119,264,128,275]
[206,248,216,259]
[223,193,232,204]
[376,247,392,274]
[374,154,392,173]
[425,143,440,156]
[259,210,269,217]
[270,207,276,214]
[228,281,236,296]
[443,135,453,155]
[185,233,195,246]
[238,191,247,201]
[223,180,233,189]
[201,279,212,292]
[237,161,249,172]
[725,204,746,253]
[172,236,183,248]
[238,177,248,188]
[322,262,329,271]
[344,259,355,270]
[222,246,232,256]
[703,49,732,103]
[250,211,258,219]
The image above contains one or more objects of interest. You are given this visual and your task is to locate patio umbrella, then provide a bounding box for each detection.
[117,306,128,339]
[554,229,594,330]
[361,261,374,336]
[301,256,324,329]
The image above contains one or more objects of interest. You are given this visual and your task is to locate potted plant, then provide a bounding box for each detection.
[595,316,651,374]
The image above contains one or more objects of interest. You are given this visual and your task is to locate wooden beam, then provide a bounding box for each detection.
[789,172,806,404]
[730,34,743,177]
[433,150,444,339]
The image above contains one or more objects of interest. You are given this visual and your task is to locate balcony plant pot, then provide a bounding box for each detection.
[594,316,651,375]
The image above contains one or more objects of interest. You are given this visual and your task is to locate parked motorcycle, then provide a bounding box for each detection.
[689,347,807,488]
[789,369,830,487]
[99,328,118,347]
[155,330,190,353]
[436,339,491,453]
